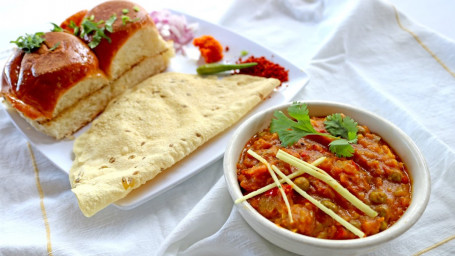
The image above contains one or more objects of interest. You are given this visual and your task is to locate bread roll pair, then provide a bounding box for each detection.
[1,1,174,139]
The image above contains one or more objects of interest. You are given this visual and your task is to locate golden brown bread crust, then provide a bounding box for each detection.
[85,1,154,78]
[1,32,105,120]
[1,1,173,139]
[60,9,88,34]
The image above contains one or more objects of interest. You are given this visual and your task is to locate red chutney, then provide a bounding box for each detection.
[237,117,411,240]
[193,35,224,63]
[236,56,289,85]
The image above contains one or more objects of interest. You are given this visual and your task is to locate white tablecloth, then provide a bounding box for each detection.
[1,0,455,255]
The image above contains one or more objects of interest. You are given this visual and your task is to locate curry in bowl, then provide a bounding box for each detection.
[235,102,411,239]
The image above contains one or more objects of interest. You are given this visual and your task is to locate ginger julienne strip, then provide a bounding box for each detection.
[235,156,326,204]
[247,149,294,223]
[246,149,365,237]
[270,165,365,238]
[276,149,378,218]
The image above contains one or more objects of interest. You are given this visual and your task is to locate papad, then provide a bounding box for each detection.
[70,72,279,216]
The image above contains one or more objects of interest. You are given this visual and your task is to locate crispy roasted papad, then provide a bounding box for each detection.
[70,72,279,217]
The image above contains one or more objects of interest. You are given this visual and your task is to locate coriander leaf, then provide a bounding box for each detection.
[80,18,110,48]
[324,114,358,157]
[270,111,301,134]
[275,127,315,147]
[122,8,129,14]
[88,36,101,48]
[270,102,359,157]
[10,32,45,53]
[133,6,140,12]
[324,113,358,141]
[287,102,316,132]
[329,139,355,157]
[121,15,130,25]
[49,41,60,51]
[270,103,319,147]
[105,14,117,33]
[68,20,79,35]
[51,23,63,32]
[324,113,344,136]
[68,20,77,29]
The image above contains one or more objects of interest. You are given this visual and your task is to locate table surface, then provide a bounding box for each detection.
[1,0,455,52]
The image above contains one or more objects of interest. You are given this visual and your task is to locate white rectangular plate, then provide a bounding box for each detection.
[2,10,309,210]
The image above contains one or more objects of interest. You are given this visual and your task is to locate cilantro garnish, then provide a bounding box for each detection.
[79,18,111,48]
[121,15,131,25]
[51,23,63,32]
[323,113,358,157]
[64,13,120,48]
[105,14,117,33]
[10,32,45,53]
[68,20,80,35]
[270,102,359,157]
[121,15,139,25]
[49,41,61,51]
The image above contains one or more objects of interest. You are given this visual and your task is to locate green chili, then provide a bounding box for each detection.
[196,62,257,75]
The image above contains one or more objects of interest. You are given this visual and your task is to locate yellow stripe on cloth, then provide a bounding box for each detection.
[27,143,53,256]
[393,5,455,255]
[393,6,455,78]
[15,7,453,256]
[413,234,455,256]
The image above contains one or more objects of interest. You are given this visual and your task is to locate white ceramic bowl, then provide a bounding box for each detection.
[223,101,431,256]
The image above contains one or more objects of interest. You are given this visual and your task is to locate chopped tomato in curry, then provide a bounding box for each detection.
[237,117,411,239]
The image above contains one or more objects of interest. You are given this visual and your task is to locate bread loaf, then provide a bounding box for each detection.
[85,1,172,80]
[1,32,110,139]
[76,1,174,96]
[1,1,174,139]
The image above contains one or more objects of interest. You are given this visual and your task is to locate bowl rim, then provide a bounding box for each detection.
[223,100,431,249]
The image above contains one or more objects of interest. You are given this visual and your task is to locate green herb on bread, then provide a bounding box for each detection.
[10,32,45,53]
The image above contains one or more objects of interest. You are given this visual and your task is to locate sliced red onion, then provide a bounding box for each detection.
[150,10,198,54]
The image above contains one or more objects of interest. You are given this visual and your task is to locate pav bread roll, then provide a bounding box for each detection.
[82,0,174,95]
[2,1,174,139]
[1,32,110,139]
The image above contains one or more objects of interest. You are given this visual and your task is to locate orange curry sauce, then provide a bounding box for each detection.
[237,117,411,239]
